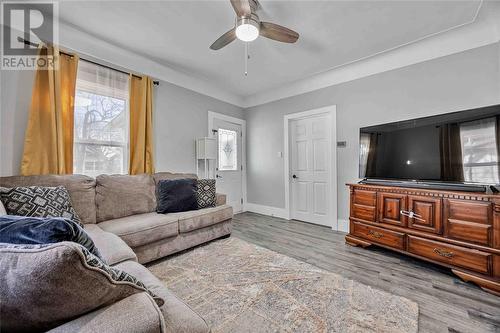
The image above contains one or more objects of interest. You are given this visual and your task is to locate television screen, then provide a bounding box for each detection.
[359,105,500,185]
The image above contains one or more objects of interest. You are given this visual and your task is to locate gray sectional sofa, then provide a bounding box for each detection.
[0,172,233,333]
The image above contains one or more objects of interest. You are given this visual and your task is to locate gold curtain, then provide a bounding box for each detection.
[129,75,154,174]
[21,46,79,175]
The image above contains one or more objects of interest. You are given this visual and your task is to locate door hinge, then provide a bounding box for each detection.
[241,198,243,204]
[241,165,243,171]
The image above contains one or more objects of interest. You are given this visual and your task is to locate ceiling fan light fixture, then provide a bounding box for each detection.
[235,16,259,42]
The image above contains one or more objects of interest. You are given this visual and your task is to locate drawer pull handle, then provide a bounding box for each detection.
[368,230,383,238]
[400,210,426,222]
[433,248,454,258]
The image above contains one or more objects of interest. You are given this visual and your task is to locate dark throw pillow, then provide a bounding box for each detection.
[0,185,82,226]
[196,179,216,209]
[156,178,198,214]
[0,215,103,260]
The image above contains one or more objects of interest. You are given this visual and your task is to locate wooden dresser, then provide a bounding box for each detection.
[345,183,500,296]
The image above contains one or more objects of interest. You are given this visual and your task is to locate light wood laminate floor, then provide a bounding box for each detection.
[232,212,500,333]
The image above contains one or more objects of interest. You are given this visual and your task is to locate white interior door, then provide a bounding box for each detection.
[213,118,243,213]
[290,114,332,226]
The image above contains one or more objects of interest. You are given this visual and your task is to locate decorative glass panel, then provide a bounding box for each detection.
[73,60,129,177]
[460,117,499,184]
[218,129,237,171]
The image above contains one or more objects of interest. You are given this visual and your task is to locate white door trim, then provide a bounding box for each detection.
[208,111,247,209]
[284,105,338,230]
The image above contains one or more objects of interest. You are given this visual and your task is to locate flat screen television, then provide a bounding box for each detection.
[359,104,500,190]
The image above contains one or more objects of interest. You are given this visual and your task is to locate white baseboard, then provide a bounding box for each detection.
[244,203,289,219]
[244,203,350,233]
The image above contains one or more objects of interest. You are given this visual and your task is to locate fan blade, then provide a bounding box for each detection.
[260,22,299,43]
[210,28,237,50]
[230,0,251,17]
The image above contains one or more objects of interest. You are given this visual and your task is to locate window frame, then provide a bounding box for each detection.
[73,61,130,177]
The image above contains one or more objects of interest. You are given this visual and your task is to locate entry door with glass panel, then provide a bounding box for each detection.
[290,114,331,226]
[214,119,243,212]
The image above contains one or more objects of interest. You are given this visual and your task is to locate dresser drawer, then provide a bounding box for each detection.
[407,236,492,275]
[351,189,376,222]
[443,199,492,246]
[352,222,405,250]
[353,189,377,206]
[351,204,376,222]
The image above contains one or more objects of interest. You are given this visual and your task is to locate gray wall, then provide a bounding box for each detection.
[0,70,243,176]
[244,43,500,224]
[153,80,243,174]
[0,69,35,176]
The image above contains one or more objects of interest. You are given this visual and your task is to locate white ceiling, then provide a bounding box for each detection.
[57,0,484,101]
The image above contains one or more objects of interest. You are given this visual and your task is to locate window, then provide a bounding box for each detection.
[460,117,499,184]
[359,133,371,177]
[218,128,237,171]
[73,60,129,177]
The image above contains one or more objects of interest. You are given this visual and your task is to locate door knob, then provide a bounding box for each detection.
[216,174,222,179]
[292,174,298,179]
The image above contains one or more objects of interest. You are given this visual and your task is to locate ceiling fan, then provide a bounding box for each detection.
[210,0,299,50]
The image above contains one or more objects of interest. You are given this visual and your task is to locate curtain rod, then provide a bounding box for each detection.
[18,37,160,86]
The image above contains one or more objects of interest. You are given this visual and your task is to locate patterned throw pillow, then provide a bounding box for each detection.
[0,186,82,226]
[196,179,216,209]
[0,241,163,332]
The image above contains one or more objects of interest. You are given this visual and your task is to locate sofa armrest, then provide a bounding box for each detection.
[216,193,226,206]
[84,224,137,265]
[47,293,166,333]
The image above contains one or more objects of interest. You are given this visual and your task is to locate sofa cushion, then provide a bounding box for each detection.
[84,224,137,265]
[215,193,226,206]
[156,179,198,214]
[0,242,162,332]
[172,205,233,234]
[0,215,102,260]
[0,185,82,225]
[96,174,156,222]
[0,199,6,215]
[133,220,232,264]
[153,172,197,185]
[0,175,97,224]
[115,260,210,333]
[98,213,178,248]
[47,293,166,333]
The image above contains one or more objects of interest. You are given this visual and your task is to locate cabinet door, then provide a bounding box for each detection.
[407,195,442,234]
[377,192,407,227]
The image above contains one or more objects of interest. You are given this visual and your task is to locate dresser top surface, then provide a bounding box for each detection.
[347,182,500,202]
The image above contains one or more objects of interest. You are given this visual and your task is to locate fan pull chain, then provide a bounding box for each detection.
[244,42,250,76]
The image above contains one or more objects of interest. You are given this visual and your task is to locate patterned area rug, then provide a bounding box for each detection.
[148,237,418,333]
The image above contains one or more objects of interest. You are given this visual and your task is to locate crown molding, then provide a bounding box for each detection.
[242,2,500,108]
[57,21,244,107]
